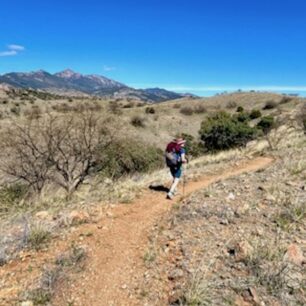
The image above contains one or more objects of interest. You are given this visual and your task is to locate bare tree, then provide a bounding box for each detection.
[44,111,114,193]
[0,110,115,194]
[0,119,50,192]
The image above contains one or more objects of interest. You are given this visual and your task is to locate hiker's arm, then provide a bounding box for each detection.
[181,153,187,163]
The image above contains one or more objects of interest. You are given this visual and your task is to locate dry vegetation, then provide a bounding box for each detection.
[0,86,305,305]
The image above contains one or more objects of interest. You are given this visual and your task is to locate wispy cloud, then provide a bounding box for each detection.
[8,44,25,51]
[0,44,25,57]
[103,65,116,72]
[0,50,17,57]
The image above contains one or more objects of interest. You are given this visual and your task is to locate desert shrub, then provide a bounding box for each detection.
[0,183,28,213]
[68,98,73,102]
[181,133,205,157]
[26,288,51,305]
[24,267,60,304]
[193,105,207,114]
[295,104,306,132]
[263,100,278,110]
[10,106,20,116]
[52,102,103,113]
[236,106,244,113]
[226,101,237,109]
[82,102,102,112]
[249,109,262,119]
[279,96,292,104]
[122,102,135,108]
[302,119,306,133]
[56,244,86,267]
[24,106,42,119]
[145,106,155,114]
[97,139,164,179]
[108,101,122,115]
[1,99,8,105]
[173,103,181,109]
[27,224,51,250]
[235,111,250,122]
[131,115,146,127]
[180,106,194,116]
[199,111,257,151]
[256,115,274,134]
[52,103,70,113]
[137,102,145,107]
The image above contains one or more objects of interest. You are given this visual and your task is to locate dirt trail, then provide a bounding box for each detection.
[54,156,274,306]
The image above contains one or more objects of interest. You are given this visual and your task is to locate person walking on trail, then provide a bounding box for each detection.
[165,137,188,200]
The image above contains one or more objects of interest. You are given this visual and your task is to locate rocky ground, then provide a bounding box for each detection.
[141,144,306,305]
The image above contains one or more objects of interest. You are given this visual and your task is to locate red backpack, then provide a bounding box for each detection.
[165,142,181,167]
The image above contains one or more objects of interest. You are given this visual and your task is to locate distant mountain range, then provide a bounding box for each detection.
[0,69,191,102]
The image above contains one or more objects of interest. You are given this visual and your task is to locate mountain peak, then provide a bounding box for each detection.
[0,69,184,102]
[33,69,50,75]
[55,69,81,78]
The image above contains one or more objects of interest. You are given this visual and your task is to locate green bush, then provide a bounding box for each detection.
[235,112,250,122]
[199,111,257,151]
[145,107,155,114]
[181,133,205,157]
[295,104,306,133]
[236,106,244,113]
[97,140,164,179]
[256,116,274,134]
[263,100,278,110]
[249,109,262,119]
[302,119,306,133]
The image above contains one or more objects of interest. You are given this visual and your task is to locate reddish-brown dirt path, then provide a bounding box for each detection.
[54,157,274,306]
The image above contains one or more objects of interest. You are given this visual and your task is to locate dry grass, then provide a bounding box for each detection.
[27,222,51,250]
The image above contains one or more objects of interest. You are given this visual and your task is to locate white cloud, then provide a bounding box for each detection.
[8,44,25,51]
[0,50,17,57]
[0,44,25,57]
[103,65,116,72]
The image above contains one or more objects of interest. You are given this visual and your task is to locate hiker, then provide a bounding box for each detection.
[165,137,188,199]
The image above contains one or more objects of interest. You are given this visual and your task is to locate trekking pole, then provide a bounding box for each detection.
[182,155,191,202]
[182,160,188,200]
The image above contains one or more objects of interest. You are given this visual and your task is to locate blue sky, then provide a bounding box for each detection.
[0,0,305,96]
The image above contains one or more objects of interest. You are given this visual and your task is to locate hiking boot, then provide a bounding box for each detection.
[166,192,174,200]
